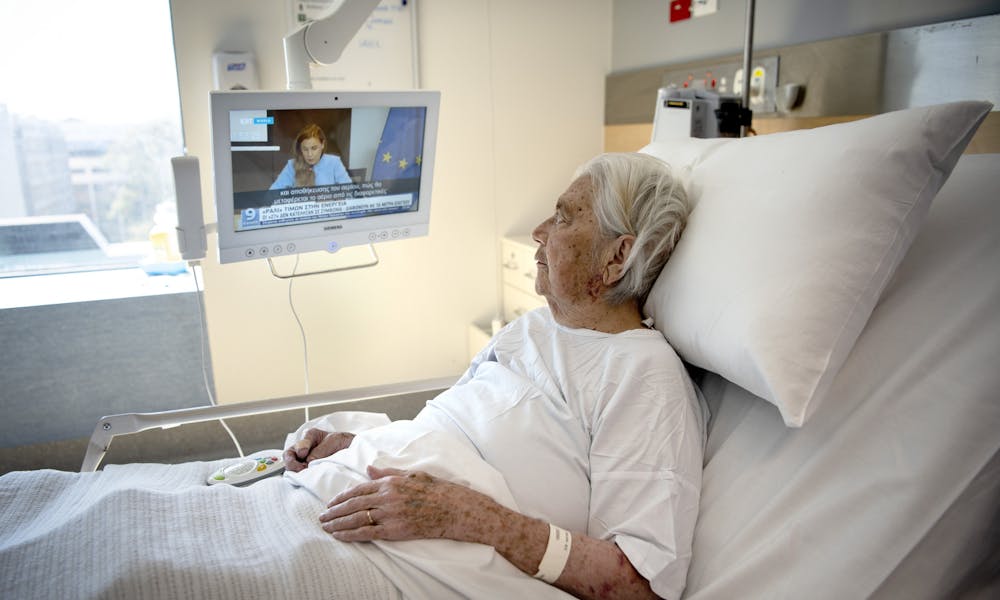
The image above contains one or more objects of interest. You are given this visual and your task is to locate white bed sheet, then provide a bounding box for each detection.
[683,153,1000,599]
[0,462,400,599]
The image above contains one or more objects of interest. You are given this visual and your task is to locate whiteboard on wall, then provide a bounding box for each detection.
[287,0,419,90]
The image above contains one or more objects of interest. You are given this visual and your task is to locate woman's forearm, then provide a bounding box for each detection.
[321,467,658,600]
[459,498,658,600]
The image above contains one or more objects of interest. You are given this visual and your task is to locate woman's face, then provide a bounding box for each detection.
[299,136,325,166]
[532,175,609,316]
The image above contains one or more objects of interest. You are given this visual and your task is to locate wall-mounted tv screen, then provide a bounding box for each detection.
[209,90,440,264]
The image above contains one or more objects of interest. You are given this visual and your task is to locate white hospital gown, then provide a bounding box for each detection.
[415,307,706,599]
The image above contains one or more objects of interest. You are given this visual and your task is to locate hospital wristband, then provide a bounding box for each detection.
[534,523,572,583]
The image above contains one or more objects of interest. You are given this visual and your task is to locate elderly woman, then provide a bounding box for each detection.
[287,152,704,600]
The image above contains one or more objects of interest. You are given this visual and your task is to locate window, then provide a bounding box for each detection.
[0,0,183,277]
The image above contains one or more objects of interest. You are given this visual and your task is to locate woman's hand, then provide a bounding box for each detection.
[283,428,355,472]
[319,465,490,542]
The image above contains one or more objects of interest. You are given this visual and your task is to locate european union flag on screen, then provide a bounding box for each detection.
[372,107,426,180]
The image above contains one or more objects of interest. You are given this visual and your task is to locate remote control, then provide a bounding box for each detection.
[207,449,285,486]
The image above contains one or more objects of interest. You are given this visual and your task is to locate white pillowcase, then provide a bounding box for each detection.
[642,101,992,427]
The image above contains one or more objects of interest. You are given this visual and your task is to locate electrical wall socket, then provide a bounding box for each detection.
[660,55,780,114]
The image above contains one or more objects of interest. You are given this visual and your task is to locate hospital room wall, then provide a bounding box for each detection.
[612,0,1000,72]
[170,0,610,405]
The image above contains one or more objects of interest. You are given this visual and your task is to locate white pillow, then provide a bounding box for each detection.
[642,101,992,427]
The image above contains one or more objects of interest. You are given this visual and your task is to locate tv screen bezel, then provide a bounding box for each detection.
[209,89,440,264]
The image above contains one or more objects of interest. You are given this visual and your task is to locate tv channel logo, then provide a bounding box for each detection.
[240,207,260,228]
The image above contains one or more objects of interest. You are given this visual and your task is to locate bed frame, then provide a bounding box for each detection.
[81,375,455,472]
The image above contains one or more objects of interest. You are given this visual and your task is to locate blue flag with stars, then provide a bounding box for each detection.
[372,107,426,180]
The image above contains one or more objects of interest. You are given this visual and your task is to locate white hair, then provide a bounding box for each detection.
[576,152,691,305]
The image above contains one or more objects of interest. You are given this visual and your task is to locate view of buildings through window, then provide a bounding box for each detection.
[0,1,183,276]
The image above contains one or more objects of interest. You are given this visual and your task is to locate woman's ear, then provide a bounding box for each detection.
[602,234,635,286]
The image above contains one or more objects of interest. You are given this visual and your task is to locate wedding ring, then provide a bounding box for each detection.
[367,509,375,526]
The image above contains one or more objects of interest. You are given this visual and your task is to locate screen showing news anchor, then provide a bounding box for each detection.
[227,106,427,232]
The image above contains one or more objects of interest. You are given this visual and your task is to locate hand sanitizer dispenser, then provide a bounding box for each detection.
[212,51,259,91]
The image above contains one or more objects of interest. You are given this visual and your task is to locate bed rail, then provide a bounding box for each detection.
[81,375,458,472]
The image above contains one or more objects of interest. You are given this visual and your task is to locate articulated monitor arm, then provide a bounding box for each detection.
[284,0,382,90]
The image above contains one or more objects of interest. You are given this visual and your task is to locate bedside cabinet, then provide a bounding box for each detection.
[500,235,546,323]
[467,235,547,362]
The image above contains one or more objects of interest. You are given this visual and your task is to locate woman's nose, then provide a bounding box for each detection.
[532,217,551,245]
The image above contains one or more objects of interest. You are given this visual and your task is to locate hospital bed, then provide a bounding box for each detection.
[641,101,999,598]
[0,101,996,598]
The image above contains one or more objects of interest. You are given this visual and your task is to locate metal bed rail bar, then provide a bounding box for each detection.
[81,375,458,472]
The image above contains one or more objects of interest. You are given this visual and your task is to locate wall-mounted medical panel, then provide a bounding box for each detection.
[606,14,999,125]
